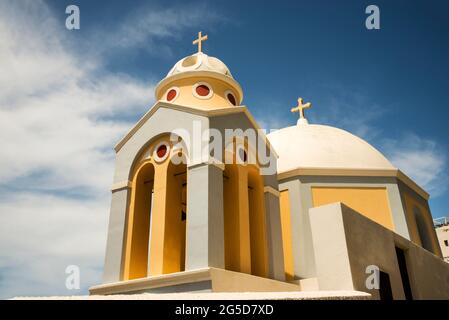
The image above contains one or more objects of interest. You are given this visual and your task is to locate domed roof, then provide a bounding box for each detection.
[155,52,243,102]
[267,123,395,174]
[166,52,233,78]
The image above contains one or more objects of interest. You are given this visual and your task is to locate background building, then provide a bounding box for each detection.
[435,217,449,263]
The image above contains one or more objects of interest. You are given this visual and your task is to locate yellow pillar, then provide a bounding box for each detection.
[247,165,269,278]
[162,161,187,274]
[279,190,295,281]
[148,162,170,276]
[237,165,253,274]
[223,164,252,274]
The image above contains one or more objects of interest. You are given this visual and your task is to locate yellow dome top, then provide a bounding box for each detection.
[155,52,243,105]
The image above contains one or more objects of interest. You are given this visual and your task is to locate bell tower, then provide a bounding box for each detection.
[90,34,294,295]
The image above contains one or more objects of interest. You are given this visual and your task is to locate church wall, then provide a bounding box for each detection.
[297,175,410,237]
[399,236,449,299]
[309,202,449,299]
[397,180,442,257]
[278,178,317,280]
[311,186,394,230]
[277,174,411,281]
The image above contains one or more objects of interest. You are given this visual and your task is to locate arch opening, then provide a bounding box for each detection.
[124,162,155,280]
[222,143,268,278]
[162,158,188,274]
[124,136,189,280]
[247,165,268,277]
[413,206,433,253]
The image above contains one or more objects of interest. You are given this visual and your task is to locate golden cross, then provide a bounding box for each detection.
[193,31,208,53]
[291,97,312,120]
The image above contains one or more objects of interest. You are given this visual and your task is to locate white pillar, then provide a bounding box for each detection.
[103,186,130,283]
[264,189,286,281]
[185,162,225,270]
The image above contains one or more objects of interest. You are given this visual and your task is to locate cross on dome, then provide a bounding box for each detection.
[193,31,208,53]
[291,97,312,125]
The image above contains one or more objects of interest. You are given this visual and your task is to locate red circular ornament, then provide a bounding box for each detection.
[166,89,177,101]
[227,93,237,106]
[156,144,168,158]
[196,84,210,96]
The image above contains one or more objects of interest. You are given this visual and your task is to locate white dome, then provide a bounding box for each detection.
[267,123,395,174]
[166,52,233,78]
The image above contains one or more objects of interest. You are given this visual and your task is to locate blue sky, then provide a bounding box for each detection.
[0,0,448,298]
[51,0,449,215]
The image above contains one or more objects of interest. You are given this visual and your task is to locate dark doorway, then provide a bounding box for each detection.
[395,247,413,300]
[379,271,393,300]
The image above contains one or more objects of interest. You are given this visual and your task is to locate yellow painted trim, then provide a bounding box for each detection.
[155,70,243,104]
[279,190,295,281]
[278,167,429,200]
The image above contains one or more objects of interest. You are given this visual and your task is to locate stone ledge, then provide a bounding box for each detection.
[89,267,301,295]
[13,290,371,300]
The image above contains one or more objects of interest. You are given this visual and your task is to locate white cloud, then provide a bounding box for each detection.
[83,2,225,60]
[383,134,448,197]
[0,0,219,298]
[0,193,107,297]
[110,5,222,50]
[310,90,384,142]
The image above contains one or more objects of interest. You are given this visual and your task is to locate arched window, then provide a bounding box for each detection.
[124,138,188,280]
[222,143,268,277]
[162,159,187,273]
[124,162,155,280]
[225,90,237,106]
[413,206,433,252]
[247,165,269,277]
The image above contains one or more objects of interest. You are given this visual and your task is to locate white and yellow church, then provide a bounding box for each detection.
[90,33,449,299]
